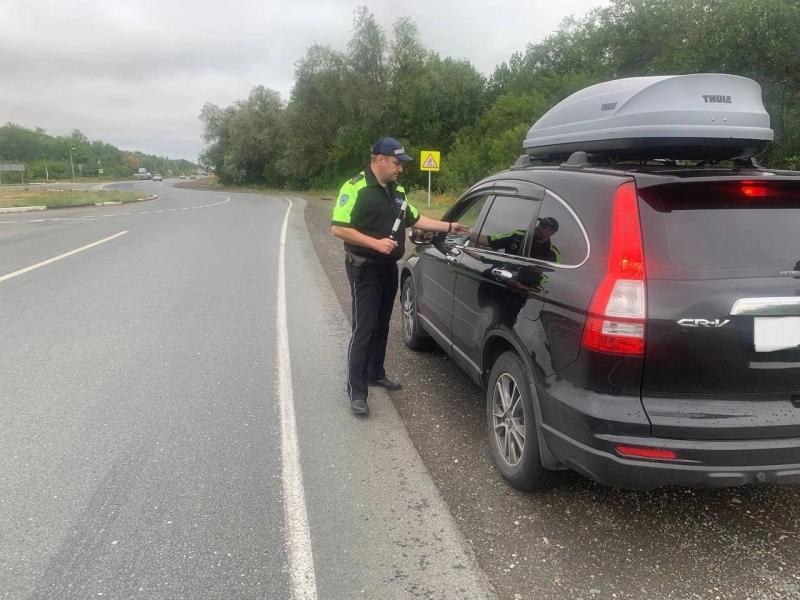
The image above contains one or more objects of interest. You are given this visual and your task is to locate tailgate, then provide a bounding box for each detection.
[638,179,800,440]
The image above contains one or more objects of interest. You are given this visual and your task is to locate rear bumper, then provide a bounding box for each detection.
[542,424,800,490]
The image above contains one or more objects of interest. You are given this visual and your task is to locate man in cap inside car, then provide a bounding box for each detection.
[331,137,468,415]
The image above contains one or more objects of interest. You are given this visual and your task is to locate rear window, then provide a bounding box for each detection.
[530,192,589,266]
[638,180,800,279]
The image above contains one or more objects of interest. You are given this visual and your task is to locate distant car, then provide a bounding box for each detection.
[189,175,196,179]
[152,173,163,181]
[179,175,186,180]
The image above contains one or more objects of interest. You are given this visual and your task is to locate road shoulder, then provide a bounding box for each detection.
[283,195,496,598]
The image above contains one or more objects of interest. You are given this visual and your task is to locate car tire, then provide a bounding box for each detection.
[400,277,434,351]
[486,351,553,492]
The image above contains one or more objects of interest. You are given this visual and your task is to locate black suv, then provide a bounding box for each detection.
[400,160,800,491]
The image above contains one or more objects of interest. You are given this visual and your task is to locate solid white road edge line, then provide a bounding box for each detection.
[276,197,318,599]
[0,230,128,283]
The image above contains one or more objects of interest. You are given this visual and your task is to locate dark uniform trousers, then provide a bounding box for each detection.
[345,258,398,401]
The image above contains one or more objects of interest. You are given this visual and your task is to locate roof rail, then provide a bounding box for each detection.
[732,156,761,168]
[562,151,589,167]
[512,154,531,168]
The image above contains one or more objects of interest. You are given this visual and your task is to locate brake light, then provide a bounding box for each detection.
[581,181,646,356]
[615,445,677,461]
[741,181,768,198]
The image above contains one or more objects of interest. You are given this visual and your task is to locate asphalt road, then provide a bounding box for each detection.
[303,195,800,600]
[0,181,492,599]
[4,179,800,600]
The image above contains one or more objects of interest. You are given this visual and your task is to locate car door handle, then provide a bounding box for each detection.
[491,268,513,281]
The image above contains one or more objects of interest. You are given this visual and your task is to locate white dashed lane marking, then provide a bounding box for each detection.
[0,231,128,283]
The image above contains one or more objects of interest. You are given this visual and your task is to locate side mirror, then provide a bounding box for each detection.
[409,229,435,245]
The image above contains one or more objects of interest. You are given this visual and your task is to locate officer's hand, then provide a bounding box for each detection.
[450,222,470,235]
[374,237,398,255]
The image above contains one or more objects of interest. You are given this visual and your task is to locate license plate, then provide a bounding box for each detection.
[754,317,800,352]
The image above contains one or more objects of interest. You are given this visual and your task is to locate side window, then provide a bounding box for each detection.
[529,191,589,266]
[475,196,540,256]
[447,194,491,244]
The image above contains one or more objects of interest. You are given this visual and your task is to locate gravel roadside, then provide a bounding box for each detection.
[302,194,800,600]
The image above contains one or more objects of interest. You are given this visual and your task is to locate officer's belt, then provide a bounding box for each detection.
[346,250,392,266]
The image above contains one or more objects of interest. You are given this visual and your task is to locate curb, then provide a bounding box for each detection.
[0,205,46,213]
[98,194,157,205]
[1,194,157,212]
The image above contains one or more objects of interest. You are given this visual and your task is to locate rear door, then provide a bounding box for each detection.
[638,179,800,440]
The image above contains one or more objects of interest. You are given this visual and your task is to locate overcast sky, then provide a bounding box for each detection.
[1,0,608,161]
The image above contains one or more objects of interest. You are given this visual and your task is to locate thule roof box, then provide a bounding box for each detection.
[523,74,773,161]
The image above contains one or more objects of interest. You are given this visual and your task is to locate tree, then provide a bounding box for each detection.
[280,45,351,187]
[442,92,550,190]
[347,7,389,136]
[0,123,197,180]
[200,2,800,190]
[200,87,287,185]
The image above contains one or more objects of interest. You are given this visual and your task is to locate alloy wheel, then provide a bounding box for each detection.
[402,284,415,341]
[492,372,526,467]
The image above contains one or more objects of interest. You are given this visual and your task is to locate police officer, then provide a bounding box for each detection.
[331,137,468,415]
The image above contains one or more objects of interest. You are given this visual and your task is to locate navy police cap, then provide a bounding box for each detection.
[538,216,560,231]
[371,137,413,162]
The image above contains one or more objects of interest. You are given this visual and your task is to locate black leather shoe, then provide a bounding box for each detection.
[368,377,402,391]
[350,398,369,414]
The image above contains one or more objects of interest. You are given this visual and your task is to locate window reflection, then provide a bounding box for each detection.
[475,196,539,256]
[530,216,560,262]
[529,193,588,266]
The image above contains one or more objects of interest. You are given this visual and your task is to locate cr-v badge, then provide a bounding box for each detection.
[677,318,731,328]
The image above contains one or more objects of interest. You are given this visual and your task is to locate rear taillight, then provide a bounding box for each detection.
[581,181,646,356]
[615,445,677,461]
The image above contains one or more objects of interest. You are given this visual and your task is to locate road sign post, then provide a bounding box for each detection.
[419,150,441,208]
[427,171,431,208]
[69,147,76,182]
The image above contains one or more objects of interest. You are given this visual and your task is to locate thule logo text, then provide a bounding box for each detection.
[677,318,731,328]
[702,95,732,104]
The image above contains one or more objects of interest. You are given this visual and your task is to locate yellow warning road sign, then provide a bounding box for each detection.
[420,150,440,172]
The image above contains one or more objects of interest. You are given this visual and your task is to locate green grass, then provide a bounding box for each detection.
[18,176,140,184]
[406,189,458,220]
[0,189,149,208]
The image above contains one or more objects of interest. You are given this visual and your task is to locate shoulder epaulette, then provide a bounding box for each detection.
[348,173,365,185]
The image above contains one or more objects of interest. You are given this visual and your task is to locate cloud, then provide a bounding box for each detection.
[1,0,607,160]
